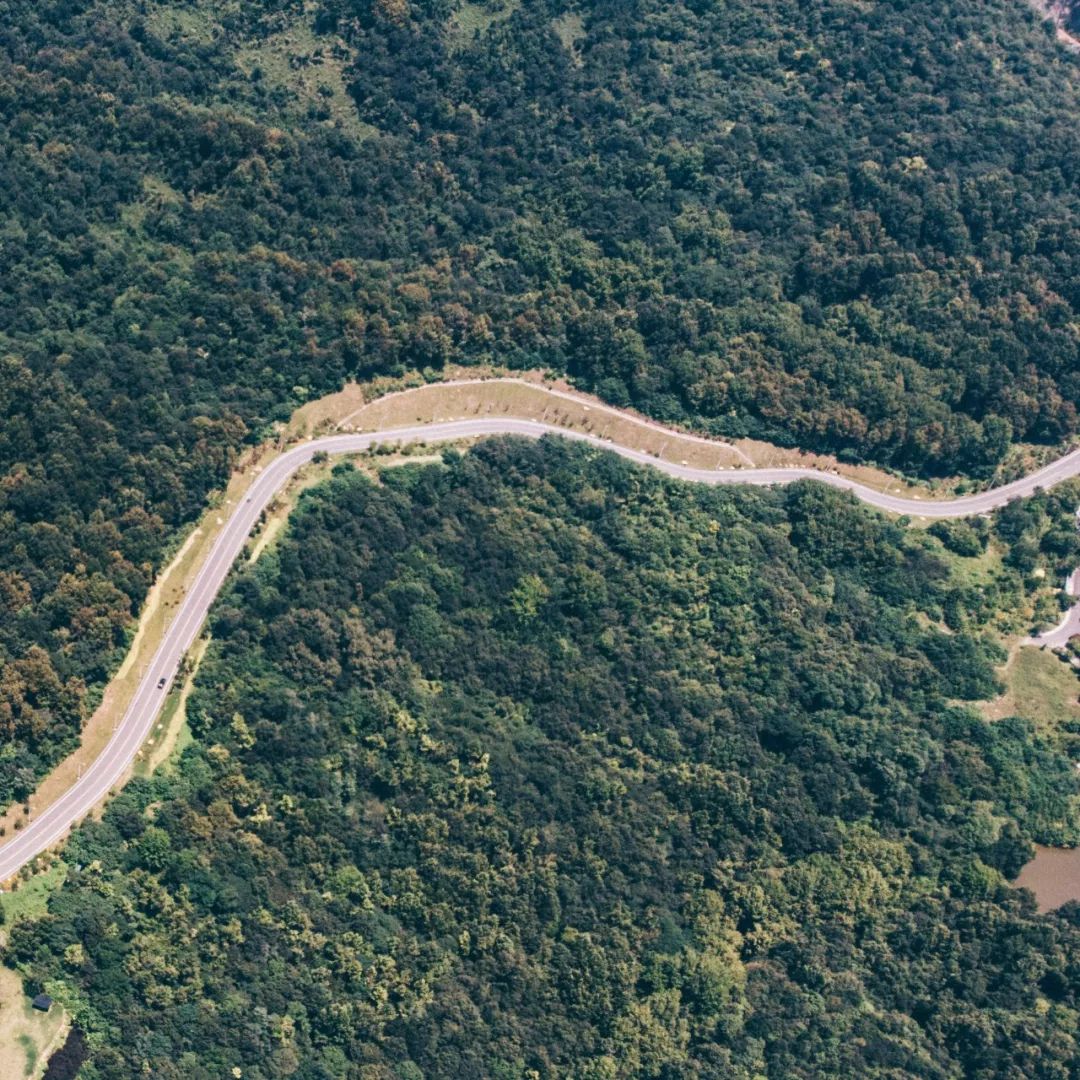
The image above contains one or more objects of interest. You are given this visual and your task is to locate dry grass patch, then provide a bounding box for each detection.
[0,965,68,1080]
[981,647,1080,735]
[449,0,520,47]
[289,381,369,439]
[143,1,222,45]
[0,862,66,927]
[144,0,377,140]
[236,18,377,141]
[338,376,944,503]
[347,379,753,470]
[553,11,586,56]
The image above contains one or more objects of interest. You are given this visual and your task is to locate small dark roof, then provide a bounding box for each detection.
[31,993,52,1011]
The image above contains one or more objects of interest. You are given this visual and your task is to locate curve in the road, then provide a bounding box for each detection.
[4,411,1080,882]
[1024,510,1080,648]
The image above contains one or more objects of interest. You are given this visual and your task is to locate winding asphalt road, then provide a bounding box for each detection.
[4,412,1080,883]
[1023,509,1080,649]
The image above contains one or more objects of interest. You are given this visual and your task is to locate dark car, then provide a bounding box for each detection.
[157,677,167,689]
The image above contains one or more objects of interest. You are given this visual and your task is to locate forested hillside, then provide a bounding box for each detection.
[7,439,1080,1078]
[6,0,1080,806]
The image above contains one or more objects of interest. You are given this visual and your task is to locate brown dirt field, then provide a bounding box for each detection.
[288,381,369,438]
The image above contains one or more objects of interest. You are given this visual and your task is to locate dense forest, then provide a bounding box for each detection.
[6,0,1080,805]
[6,439,1080,1078]
[6,3,1080,1069]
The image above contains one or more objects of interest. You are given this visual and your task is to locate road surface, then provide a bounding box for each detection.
[4,413,1080,882]
[1025,576,1080,648]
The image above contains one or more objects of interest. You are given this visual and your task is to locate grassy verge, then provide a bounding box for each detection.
[139,638,208,778]
[448,0,520,48]
[235,16,378,141]
[322,372,947,503]
[0,863,66,927]
[144,0,378,140]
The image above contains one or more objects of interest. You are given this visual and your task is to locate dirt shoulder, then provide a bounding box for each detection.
[0,435,284,855]
[307,369,946,504]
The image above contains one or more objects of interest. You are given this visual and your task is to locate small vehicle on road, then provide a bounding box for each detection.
[157,677,167,689]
